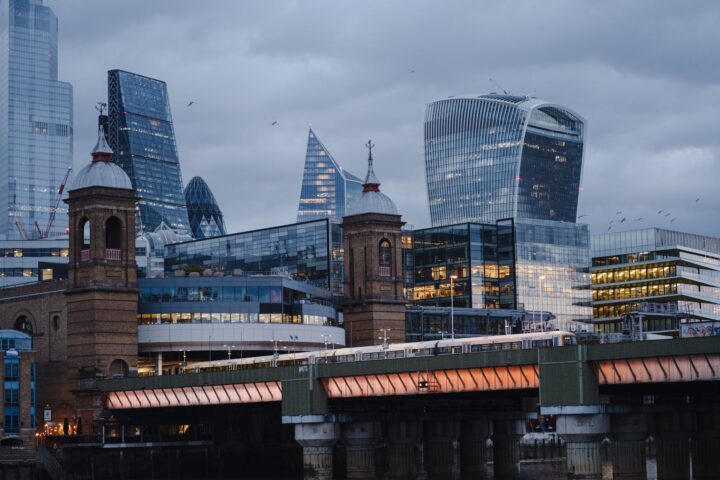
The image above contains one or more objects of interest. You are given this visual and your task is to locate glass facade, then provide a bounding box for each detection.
[164,219,344,295]
[591,228,720,334]
[0,238,68,287]
[0,330,33,435]
[108,70,190,234]
[184,176,226,239]
[297,128,363,222]
[424,95,584,226]
[0,0,73,240]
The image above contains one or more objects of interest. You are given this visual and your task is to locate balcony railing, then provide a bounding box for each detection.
[80,249,90,262]
[105,249,121,261]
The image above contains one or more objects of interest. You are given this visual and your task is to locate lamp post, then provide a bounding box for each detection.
[450,275,458,342]
[223,344,235,360]
[378,329,390,350]
[289,335,298,354]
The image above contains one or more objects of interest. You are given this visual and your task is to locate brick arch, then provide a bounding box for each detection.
[11,310,36,336]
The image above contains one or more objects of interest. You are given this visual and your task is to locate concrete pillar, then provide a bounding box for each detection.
[692,410,720,480]
[423,419,459,480]
[294,422,339,480]
[557,414,608,480]
[459,417,491,478]
[386,420,419,480]
[343,422,378,480]
[491,418,524,479]
[653,412,693,480]
[156,352,162,376]
[610,413,648,480]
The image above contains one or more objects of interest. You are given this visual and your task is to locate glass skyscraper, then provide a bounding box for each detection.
[297,128,363,222]
[0,0,73,240]
[425,94,585,226]
[184,176,226,239]
[107,70,190,234]
[423,94,591,330]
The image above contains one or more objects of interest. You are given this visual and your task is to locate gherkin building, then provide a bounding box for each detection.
[184,176,227,239]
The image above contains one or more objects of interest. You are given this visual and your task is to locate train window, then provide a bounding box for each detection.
[437,347,450,355]
[470,345,482,352]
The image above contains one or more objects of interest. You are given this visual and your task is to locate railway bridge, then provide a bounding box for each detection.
[97,336,720,479]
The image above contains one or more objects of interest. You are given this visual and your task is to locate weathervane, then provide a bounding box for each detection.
[95,102,107,116]
[366,139,375,167]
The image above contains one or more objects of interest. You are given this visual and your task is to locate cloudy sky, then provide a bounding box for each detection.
[52,0,720,238]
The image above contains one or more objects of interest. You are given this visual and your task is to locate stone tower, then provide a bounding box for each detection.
[64,118,138,428]
[342,141,405,347]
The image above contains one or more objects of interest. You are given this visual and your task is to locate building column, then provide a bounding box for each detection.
[386,420,419,480]
[653,412,693,480]
[343,422,378,480]
[491,418,524,479]
[610,413,647,480]
[691,410,720,480]
[156,353,162,376]
[424,419,459,480]
[294,423,339,480]
[557,414,608,480]
[459,417,491,478]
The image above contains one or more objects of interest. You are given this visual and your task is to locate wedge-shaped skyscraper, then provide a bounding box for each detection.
[297,128,363,222]
[108,70,190,234]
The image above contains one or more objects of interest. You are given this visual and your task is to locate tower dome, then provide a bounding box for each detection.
[69,123,133,191]
[346,140,398,216]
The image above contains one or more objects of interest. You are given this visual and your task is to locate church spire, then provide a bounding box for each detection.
[91,102,112,162]
[363,139,380,192]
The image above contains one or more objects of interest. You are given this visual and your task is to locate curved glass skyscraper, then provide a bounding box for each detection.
[425,94,585,226]
[184,176,227,239]
[0,0,73,240]
[297,128,363,222]
[108,70,190,234]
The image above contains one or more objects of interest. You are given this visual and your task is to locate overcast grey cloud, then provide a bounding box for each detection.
[51,0,720,237]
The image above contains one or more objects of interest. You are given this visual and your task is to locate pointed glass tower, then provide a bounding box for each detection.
[297,128,363,222]
[184,176,227,239]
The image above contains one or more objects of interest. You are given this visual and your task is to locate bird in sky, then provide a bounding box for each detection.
[410,70,416,74]
[620,217,627,223]
[695,198,700,203]
[609,220,614,225]
[664,213,671,217]
[607,226,612,231]
[657,210,663,214]
[616,210,622,215]
[187,101,194,107]
[670,218,676,223]
[271,121,278,126]
[633,217,643,221]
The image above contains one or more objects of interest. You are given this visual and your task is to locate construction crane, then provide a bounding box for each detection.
[13,220,27,240]
[39,166,72,239]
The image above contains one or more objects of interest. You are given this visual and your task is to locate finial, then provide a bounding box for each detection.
[362,139,380,192]
[91,104,113,161]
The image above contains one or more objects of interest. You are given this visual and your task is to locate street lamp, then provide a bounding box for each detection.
[450,275,458,343]
[321,334,331,350]
[378,329,391,350]
[289,335,298,354]
[223,344,235,360]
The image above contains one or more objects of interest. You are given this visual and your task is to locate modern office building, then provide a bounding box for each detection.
[107,70,190,234]
[406,219,592,330]
[0,0,73,240]
[137,274,344,374]
[184,176,227,239]
[424,94,585,226]
[164,218,344,296]
[0,330,36,461]
[297,128,363,222]
[0,239,68,287]
[592,228,720,335]
[135,227,192,278]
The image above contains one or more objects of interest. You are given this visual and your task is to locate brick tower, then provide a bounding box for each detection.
[64,117,138,430]
[342,141,405,346]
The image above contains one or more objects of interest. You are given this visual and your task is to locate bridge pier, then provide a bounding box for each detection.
[491,418,524,479]
[294,422,339,480]
[653,412,693,480]
[459,417,491,478]
[386,420,419,480]
[343,422,378,480]
[557,413,608,480]
[423,419,459,480]
[691,409,720,480]
[610,413,647,480]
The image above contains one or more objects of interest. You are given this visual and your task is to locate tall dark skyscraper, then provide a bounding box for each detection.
[0,0,73,240]
[297,128,363,222]
[423,94,591,330]
[107,70,190,234]
[184,176,226,239]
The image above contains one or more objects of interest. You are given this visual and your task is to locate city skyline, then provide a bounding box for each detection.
[49,1,720,238]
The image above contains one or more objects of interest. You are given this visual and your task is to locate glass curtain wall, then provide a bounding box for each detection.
[184,176,227,239]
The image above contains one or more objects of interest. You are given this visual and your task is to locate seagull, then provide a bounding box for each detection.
[187,101,194,107]
[633,217,643,221]
[657,210,663,214]
[607,226,612,231]
[620,217,626,223]
[410,70,416,74]
[271,121,278,126]
[664,213,671,217]
[609,220,614,225]
[670,218,676,223]
[615,211,622,215]
[695,198,700,203]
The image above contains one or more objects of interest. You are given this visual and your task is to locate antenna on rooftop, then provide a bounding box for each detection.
[489,78,508,95]
[95,102,107,116]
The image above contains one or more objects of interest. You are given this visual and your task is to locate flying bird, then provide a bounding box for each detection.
[670,218,676,223]
[615,211,622,215]
[657,210,663,214]
[187,101,194,107]
[607,226,612,231]
[620,217,626,223]
[271,121,278,126]
[664,213,671,217]
[609,220,614,225]
[410,70,416,74]
[633,217,643,221]
[695,198,700,203]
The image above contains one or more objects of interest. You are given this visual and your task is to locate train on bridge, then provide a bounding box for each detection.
[188,330,575,372]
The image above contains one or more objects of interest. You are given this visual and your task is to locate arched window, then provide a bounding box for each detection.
[105,217,123,261]
[78,217,91,261]
[52,315,60,332]
[379,239,392,277]
[108,359,129,378]
[13,315,33,336]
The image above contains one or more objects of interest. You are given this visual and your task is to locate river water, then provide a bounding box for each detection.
[464,459,657,479]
